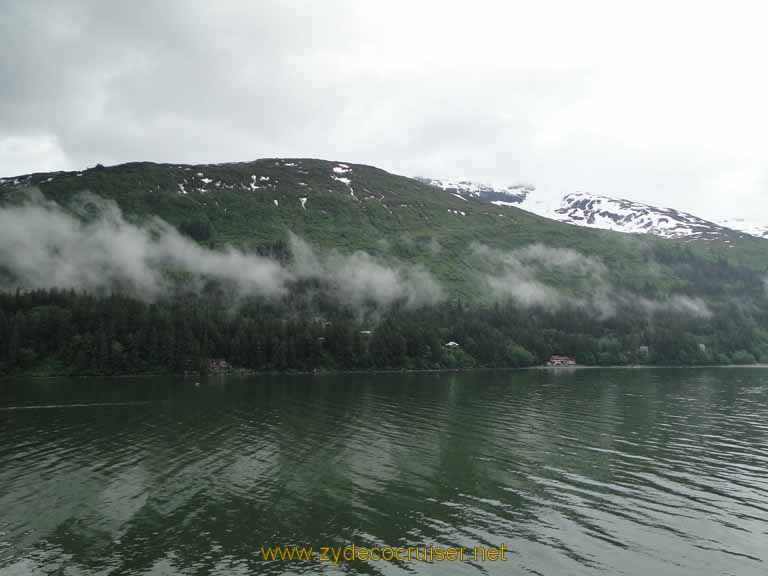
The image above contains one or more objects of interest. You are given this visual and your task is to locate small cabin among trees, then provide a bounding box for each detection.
[547,355,576,366]
[207,358,231,372]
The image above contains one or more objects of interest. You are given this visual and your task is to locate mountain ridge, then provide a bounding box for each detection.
[422,177,764,242]
[4,162,763,241]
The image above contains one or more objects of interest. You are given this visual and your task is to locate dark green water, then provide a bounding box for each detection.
[1,369,767,575]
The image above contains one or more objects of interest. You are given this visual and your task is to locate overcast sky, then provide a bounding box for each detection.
[2,0,767,221]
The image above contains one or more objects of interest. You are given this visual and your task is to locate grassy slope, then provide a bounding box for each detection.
[2,158,767,299]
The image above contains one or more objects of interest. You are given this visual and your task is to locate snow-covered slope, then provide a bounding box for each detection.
[415,178,534,204]
[423,178,761,241]
[548,192,732,240]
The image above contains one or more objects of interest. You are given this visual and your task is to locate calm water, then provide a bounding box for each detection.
[1,369,767,575]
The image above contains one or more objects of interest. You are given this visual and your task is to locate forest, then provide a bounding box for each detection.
[1,282,767,377]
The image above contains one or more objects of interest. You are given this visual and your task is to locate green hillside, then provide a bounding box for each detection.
[2,158,767,301]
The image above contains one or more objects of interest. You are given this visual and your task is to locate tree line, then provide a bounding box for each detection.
[1,286,767,376]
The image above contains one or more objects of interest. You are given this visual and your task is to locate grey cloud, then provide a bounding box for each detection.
[472,242,711,319]
[0,193,443,309]
[287,233,444,310]
[0,190,724,319]
[0,191,290,298]
[0,0,358,169]
[471,243,614,314]
[636,295,712,319]
[3,1,767,221]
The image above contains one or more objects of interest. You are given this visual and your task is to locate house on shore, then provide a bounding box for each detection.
[207,358,231,372]
[547,355,576,366]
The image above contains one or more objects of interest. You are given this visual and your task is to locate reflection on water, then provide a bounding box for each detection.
[1,369,767,575]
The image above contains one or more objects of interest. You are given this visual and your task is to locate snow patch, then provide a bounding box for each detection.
[332,176,351,186]
[422,177,533,201]
[331,174,357,199]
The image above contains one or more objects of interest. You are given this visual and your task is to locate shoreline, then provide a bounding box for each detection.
[4,363,768,382]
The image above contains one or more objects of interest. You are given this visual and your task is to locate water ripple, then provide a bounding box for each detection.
[1,369,767,575]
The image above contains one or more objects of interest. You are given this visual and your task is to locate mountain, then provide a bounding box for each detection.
[2,158,768,301]
[421,178,761,242]
[3,157,768,373]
